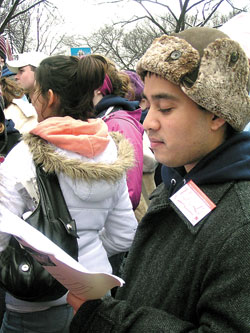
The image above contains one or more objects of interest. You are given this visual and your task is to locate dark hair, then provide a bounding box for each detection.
[84,54,133,98]
[225,123,237,138]
[198,105,237,139]
[35,55,106,121]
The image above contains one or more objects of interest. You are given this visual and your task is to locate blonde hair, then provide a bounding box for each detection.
[0,77,24,108]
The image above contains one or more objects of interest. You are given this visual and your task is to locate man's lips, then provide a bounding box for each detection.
[148,137,164,149]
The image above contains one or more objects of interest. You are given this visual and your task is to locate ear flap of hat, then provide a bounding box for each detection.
[171,28,230,86]
[181,38,250,131]
[137,35,200,85]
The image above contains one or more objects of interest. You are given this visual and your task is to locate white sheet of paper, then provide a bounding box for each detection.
[0,206,124,300]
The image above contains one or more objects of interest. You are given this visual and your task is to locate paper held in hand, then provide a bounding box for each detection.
[0,207,124,301]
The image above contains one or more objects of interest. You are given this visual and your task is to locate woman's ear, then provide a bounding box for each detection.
[47,89,55,107]
[94,89,101,97]
[93,89,103,106]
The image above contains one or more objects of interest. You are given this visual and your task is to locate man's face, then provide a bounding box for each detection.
[15,65,35,94]
[143,74,217,172]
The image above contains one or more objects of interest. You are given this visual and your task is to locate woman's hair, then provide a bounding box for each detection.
[84,54,134,98]
[124,70,144,101]
[0,77,24,108]
[35,55,106,121]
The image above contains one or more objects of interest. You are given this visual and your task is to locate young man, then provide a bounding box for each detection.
[6,51,47,99]
[68,27,250,332]
[4,52,47,132]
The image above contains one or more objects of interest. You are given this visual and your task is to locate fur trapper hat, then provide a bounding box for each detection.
[136,27,250,131]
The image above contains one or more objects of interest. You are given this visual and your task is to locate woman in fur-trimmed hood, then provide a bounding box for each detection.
[0,55,137,333]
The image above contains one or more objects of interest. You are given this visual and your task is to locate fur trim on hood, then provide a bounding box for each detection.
[22,131,134,183]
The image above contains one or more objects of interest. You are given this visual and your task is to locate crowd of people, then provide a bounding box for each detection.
[0,19,250,333]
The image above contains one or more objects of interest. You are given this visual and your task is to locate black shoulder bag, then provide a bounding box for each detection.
[0,164,78,302]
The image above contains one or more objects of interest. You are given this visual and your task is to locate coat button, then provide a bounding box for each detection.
[21,264,30,272]
[171,178,176,186]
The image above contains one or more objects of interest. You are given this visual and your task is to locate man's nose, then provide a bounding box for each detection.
[143,108,160,132]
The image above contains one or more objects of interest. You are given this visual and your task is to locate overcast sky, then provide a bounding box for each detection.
[51,0,145,36]
[51,0,250,37]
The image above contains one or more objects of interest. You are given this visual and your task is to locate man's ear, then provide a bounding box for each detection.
[210,114,226,131]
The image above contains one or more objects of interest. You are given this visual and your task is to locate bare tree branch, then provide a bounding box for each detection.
[0,0,54,34]
[94,0,248,33]
[9,0,50,20]
[83,0,248,69]
[0,0,19,34]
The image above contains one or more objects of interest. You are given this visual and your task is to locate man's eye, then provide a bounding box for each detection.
[159,108,172,113]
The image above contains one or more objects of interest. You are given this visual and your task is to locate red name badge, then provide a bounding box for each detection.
[170,180,216,226]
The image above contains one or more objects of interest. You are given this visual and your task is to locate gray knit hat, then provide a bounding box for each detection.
[136,27,250,131]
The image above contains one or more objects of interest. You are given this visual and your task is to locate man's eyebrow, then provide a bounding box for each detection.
[153,93,178,101]
[143,92,178,101]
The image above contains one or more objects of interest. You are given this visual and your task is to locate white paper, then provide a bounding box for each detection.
[0,206,124,301]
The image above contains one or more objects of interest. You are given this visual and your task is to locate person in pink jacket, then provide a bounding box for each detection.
[81,54,144,211]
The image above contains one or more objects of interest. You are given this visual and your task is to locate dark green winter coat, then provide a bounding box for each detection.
[70,132,250,332]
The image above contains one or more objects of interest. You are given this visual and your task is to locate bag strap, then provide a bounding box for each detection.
[104,106,114,116]
[36,164,78,238]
